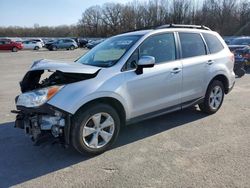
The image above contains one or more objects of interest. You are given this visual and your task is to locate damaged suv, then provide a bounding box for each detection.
[13,24,235,155]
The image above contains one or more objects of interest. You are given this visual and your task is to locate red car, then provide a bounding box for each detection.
[0,39,23,52]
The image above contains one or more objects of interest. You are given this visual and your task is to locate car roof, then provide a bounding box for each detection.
[118,27,216,38]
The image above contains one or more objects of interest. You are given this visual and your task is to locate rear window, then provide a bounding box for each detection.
[179,33,206,58]
[203,33,224,54]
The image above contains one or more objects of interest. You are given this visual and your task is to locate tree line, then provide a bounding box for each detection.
[1,0,250,38]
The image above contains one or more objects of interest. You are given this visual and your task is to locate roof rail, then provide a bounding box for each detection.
[156,24,211,31]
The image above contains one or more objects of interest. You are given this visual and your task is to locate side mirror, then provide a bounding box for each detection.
[136,56,155,75]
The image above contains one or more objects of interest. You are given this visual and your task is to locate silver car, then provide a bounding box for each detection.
[13,25,235,155]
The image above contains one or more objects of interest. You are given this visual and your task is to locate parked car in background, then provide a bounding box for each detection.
[6,37,23,43]
[86,39,105,49]
[228,45,248,52]
[233,53,246,77]
[44,39,55,48]
[228,37,250,50]
[230,37,250,45]
[29,38,45,47]
[13,24,235,155]
[234,46,250,70]
[71,37,80,45]
[223,36,237,45]
[0,39,23,52]
[22,40,43,50]
[45,39,78,51]
[78,38,88,48]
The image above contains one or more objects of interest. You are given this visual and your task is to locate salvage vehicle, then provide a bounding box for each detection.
[0,39,23,52]
[29,38,45,47]
[230,36,250,46]
[22,40,43,50]
[13,24,235,155]
[233,53,246,77]
[86,39,105,49]
[45,39,78,51]
[234,46,250,70]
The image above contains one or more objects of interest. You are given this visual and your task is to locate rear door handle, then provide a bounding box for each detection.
[171,67,182,74]
[207,60,215,65]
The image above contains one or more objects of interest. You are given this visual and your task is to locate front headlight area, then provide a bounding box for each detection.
[16,86,63,108]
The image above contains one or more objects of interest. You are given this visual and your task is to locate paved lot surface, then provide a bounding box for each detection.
[0,49,250,188]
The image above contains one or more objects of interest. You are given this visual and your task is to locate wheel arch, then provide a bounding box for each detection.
[74,97,126,127]
[208,74,230,94]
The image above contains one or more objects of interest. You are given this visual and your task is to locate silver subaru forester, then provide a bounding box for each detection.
[13,25,235,155]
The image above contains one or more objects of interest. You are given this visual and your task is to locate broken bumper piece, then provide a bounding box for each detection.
[12,104,71,146]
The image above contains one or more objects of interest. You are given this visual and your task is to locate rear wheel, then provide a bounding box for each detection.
[12,47,18,52]
[199,80,224,114]
[71,104,120,155]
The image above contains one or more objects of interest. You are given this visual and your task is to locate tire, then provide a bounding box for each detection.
[12,47,18,52]
[34,46,39,50]
[70,45,75,50]
[199,80,225,114]
[52,46,57,51]
[71,103,120,155]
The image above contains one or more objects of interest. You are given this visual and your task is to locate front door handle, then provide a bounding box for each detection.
[171,68,182,74]
[207,60,215,65]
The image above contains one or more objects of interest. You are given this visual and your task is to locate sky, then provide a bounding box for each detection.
[0,0,134,27]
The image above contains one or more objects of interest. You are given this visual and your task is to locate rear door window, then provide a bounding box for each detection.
[203,33,224,54]
[179,33,206,58]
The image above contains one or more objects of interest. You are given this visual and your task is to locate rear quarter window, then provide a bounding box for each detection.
[203,33,224,54]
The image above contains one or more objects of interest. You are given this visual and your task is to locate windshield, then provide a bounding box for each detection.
[76,35,142,67]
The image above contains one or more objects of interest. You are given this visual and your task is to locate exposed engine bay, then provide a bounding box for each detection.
[13,59,101,146]
[20,69,99,92]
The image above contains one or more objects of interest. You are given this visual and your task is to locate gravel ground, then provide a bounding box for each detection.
[0,49,249,188]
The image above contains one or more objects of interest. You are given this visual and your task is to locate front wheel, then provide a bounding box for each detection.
[69,45,75,50]
[71,104,120,155]
[199,80,224,114]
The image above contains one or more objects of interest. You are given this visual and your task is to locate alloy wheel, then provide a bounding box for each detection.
[82,112,115,149]
[209,86,223,110]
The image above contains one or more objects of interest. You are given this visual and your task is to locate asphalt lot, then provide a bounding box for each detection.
[0,49,250,188]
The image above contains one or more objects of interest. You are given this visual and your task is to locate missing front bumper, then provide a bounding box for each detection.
[12,104,71,146]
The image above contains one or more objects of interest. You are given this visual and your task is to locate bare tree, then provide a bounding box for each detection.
[1,0,250,37]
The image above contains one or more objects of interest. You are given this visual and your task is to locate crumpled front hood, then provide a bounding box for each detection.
[20,59,101,93]
[30,59,101,74]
